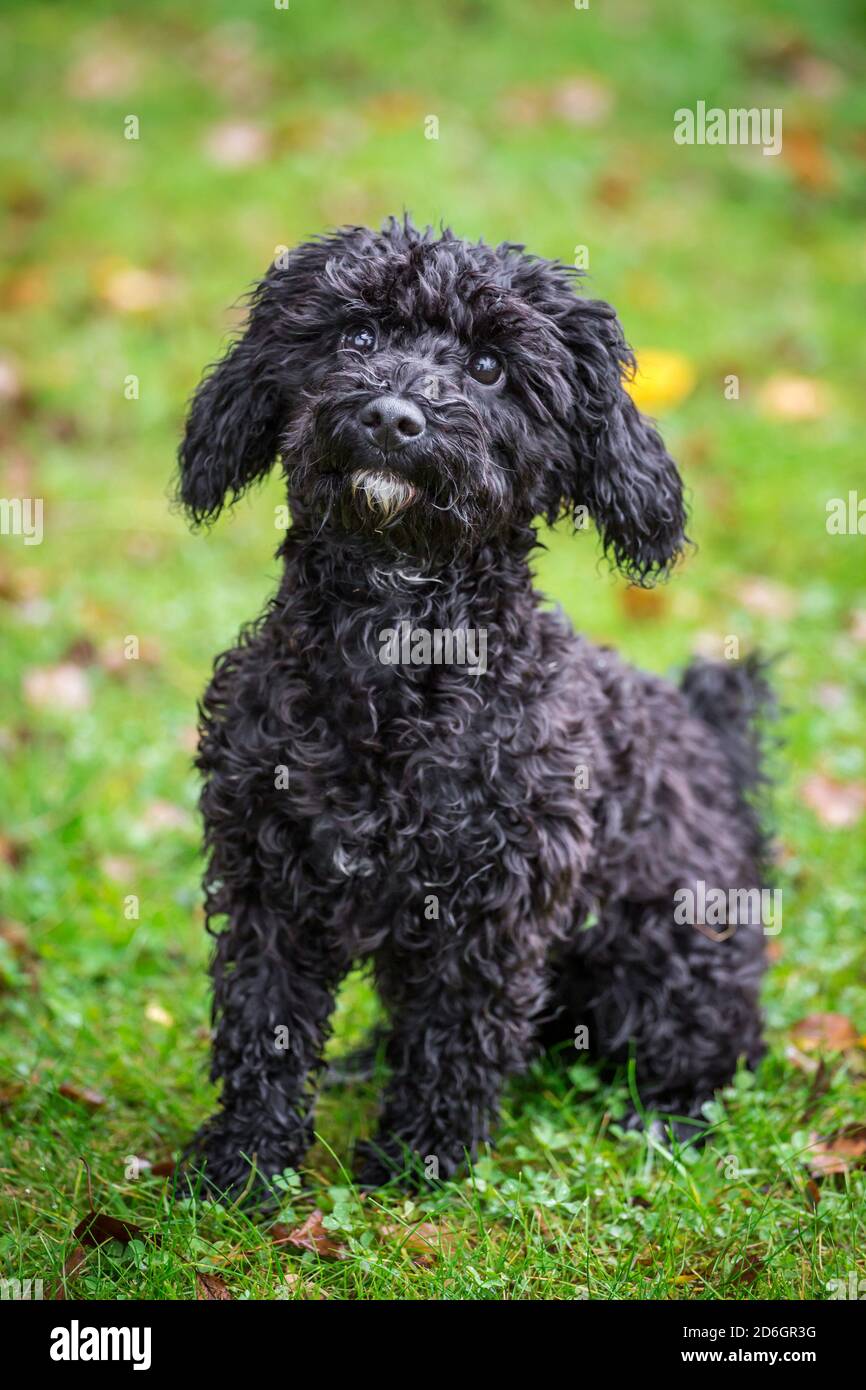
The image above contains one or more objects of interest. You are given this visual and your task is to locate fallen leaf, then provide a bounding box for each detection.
[499,74,613,129]
[100,855,136,883]
[848,610,866,644]
[94,261,177,315]
[783,126,835,193]
[281,1271,330,1299]
[61,636,99,666]
[549,75,613,126]
[140,801,193,835]
[620,585,668,621]
[0,355,23,404]
[0,919,39,988]
[23,664,91,713]
[67,41,141,100]
[145,1001,174,1028]
[808,1126,866,1177]
[791,1013,860,1053]
[100,636,163,677]
[150,1156,177,1178]
[58,1082,106,1110]
[736,577,798,620]
[758,374,830,421]
[361,91,424,131]
[815,682,847,711]
[196,1270,232,1300]
[203,121,269,168]
[0,1082,24,1108]
[626,349,696,414]
[73,1210,147,1247]
[593,171,636,210]
[284,1209,348,1260]
[53,1209,152,1299]
[801,774,866,828]
[0,834,27,867]
[380,1221,453,1266]
[54,1245,88,1298]
[728,1250,765,1287]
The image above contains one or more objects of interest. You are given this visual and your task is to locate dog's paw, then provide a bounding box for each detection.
[175,1113,307,1209]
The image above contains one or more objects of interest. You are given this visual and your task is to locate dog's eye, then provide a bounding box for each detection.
[467,351,503,385]
[342,325,377,354]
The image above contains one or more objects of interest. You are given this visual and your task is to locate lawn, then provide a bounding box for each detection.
[1,0,865,1300]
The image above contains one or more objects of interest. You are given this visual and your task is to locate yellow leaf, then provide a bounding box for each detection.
[626,349,695,414]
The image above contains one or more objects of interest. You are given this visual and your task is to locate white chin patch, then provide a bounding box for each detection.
[350,468,417,520]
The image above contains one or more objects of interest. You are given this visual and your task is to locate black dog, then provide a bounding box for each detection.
[176,216,771,1199]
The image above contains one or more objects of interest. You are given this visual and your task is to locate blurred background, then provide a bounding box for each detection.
[1,0,865,1297]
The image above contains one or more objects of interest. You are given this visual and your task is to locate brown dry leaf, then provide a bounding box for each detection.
[281,1271,330,1299]
[61,636,99,666]
[593,171,636,211]
[54,1209,151,1298]
[815,682,847,711]
[0,355,23,405]
[67,41,141,100]
[58,1082,106,1110]
[54,1244,89,1298]
[0,919,39,988]
[620,586,668,622]
[805,1178,822,1208]
[362,91,424,131]
[736,578,798,620]
[140,800,193,835]
[74,1211,147,1247]
[150,1156,178,1178]
[549,76,614,126]
[808,1126,866,1178]
[94,261,177,315]
[0,267,51,312]
[0,834,27,868]
[100,637,163,677]
[196,1270,232,1300]
[848,610,866,645]
[758,374,830,421]
[284,1209,349,1261]
[100,855,136,883]
[203,121,269,169]
[499,74,612,129]
[380,1221,454,1266]
[178,726,199,754]
[801,774,866,828]
[198,22,273,106]
[783,127,835,193]
[23,664,91,713]
[0,1082,24,1108]
[791,1013,860,1053]
[729,1250,765,1287]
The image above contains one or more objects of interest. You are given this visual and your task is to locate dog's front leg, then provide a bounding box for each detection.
[356,937,548,1187]
[180,899,342,1203]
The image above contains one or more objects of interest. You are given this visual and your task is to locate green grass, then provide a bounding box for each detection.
[1,0,865,1300]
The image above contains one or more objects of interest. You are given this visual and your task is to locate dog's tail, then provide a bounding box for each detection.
[681,652,777,863]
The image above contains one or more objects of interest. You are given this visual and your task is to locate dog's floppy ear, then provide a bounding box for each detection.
[177,271,285,525]
[563,296,687,586]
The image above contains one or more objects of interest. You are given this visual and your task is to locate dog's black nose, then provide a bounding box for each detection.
[359,395,426,451]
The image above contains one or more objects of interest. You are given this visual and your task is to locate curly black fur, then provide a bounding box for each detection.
[174,217,772,1199]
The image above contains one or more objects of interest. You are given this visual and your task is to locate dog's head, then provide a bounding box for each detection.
[178,217,686,582]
